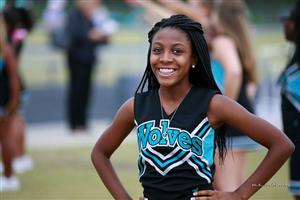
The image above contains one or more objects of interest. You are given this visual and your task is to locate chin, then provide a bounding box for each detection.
[158,79,176,88]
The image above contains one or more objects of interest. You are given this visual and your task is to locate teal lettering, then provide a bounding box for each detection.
[160,120,169,134]
[137,121,154,149]
[191,137,202,156]
[148,129,162,146]
[159,120,168,145]
[167,129,180,145]
[178,131,192,150]
[159,132,168,145]
[137,120,205,157]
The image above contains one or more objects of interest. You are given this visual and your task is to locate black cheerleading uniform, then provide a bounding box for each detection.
[134,85,218,200]
[279,63,300,195]
[0,58,10,108]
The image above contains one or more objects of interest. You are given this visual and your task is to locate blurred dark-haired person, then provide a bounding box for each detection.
[0,12,20,192]
[279,2,300,199]
[3,0,34,174]
[65,0,111,133]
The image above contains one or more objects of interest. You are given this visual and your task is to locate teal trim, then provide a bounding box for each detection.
[211,59,224,92]
[138,156,144,175]
[15,0,30,8]
[280,63,300,111]
[197,124,209,138]
[0,0,5,11]
[0,57,4,73]
[201,128,214,165]
[289,187,300,195]
[289,181,300,194]
[143,149,187,168]
[191,155,212,178]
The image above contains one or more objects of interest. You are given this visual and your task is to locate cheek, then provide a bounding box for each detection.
[178,56,192,69]
[150,54,158,66]
[149,55,156,72]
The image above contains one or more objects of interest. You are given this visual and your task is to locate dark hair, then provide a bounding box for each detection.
[288,1,300,66]
[3,2,34,33]
[136,14,227,160]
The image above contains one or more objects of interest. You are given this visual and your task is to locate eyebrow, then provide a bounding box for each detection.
[152,41,186,47]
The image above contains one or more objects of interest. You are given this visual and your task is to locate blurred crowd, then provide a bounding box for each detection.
[1,0,34,192]
[0,0,299,199]
[0,0,118,192]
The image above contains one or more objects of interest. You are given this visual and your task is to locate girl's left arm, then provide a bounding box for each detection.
[203,94,295,200]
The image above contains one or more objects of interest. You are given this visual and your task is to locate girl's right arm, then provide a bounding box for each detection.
[91,97,135,200]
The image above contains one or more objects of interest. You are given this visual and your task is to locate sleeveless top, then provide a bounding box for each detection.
[212,59,254,137]
[134,85,218,200]
[279,63,300,141]
[0,56,9,107]
[279,63,300,112]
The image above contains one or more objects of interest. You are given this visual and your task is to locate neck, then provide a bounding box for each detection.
[159,83,192,102]
[159,83,192,115]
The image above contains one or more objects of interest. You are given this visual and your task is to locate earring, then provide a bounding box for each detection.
[192,64,195,68]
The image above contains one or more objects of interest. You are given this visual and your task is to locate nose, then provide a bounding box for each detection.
[159,51,173,63]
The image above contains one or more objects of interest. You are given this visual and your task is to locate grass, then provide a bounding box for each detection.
[1,143,293,200]
[1,143,141,200]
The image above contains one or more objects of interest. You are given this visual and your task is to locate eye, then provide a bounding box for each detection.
[152,47,161,54]
[173,49,183,55]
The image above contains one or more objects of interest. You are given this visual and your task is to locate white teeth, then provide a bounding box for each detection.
[159,68,175,74]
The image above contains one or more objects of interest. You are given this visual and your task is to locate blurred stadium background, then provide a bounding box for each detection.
[18,0,294,125]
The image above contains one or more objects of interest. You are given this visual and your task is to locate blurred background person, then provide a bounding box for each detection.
[65,0,115,134]
[0,11,21,192]
[42,0,67,50]
[3,0,34,174]
[125,0,173,25]
[201,0,260,191]
[131,0,260,191]
[279,2,300,199]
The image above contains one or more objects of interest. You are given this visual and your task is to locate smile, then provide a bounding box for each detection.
[158,68,176,76]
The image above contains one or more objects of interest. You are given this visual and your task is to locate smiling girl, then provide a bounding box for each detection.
[91,15,294,200]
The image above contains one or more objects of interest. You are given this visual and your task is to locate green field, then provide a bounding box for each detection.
[1,143,293,200]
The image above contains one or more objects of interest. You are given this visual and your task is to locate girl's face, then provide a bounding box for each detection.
[150,27,196,88]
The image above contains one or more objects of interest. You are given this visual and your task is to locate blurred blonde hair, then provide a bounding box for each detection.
[0,13,6,56]
[215,0,257,84]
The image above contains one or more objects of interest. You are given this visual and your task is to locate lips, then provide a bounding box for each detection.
[158,68,176,76]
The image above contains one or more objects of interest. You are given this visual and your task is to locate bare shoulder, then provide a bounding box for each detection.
[107,97,135,137]
[122,97,134,112]
[117,97,134,121]
[94,97,135,156]
[207,94,243,128]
